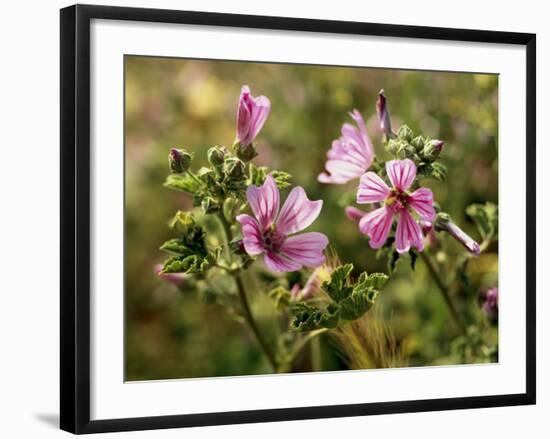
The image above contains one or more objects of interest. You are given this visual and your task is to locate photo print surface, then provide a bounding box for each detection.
[124,56,498,381]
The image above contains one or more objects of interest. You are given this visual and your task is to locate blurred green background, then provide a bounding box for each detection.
[125,55,498,381]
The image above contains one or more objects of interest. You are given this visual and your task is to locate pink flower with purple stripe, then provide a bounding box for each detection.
[318,110,374,184]
[236,85,271,147]
[357,159,435,254]
[237,175,328,272]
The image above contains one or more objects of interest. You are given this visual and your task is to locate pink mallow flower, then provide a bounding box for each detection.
[318,110,374,184]
[357,159,435,253]
[237,175,329,273]
[236,85,271,146]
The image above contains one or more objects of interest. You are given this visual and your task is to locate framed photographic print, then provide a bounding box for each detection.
[60,4,536,434]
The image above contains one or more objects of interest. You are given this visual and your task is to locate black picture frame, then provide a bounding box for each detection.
[60,4,536,434]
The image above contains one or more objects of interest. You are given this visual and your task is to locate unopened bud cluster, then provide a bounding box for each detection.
[386,125,444,165]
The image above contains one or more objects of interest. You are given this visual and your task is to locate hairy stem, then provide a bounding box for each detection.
[420,252,466,335]
[216,212,278,371]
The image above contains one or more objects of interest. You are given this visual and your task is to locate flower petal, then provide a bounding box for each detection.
[236,214,265,255]
[357,172,391,204]
[278,232,328,268]
[318,159,365,184]
[349,110,374,158]
[248,95,271,144]
[349,109,368,137]
[395,209,424,254]
[408,187,435,221]
[276,187,323,235]
[319,111,374,185]
[236,85,252,144]
[345,206,366,223]
[263,251,301,273]
[318,172,349,184]
[236,85,271,146]
[246,174,280,230]
[359,206,393,249]
[386,159,416,191]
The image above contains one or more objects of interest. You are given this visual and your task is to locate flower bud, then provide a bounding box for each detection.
[432,139,444,152]
[419,219,439,248]
[234,142,258,162]
[386,138,401,155]
[435,212,481,256]
[397,125,413,143]
[290,283,301,299]
[168,148,193,173]
[481,287,498,320]
[236,85,271,146]
[207,146,226,167]
[301,269,323,299]
[376,89,394,137]
[411,135,425,152]
[224,157,246,181]
[422,139,445,161]
[198,167,216,184]
[290,268,324,301]
[197,168,223,197]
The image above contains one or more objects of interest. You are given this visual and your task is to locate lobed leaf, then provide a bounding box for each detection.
[163,173,201,193]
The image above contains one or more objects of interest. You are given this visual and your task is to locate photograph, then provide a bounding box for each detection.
[124,56,499,381]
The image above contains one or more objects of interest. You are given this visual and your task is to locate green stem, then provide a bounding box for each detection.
[310,336,322,372]
[420,252,466,335]
[234,273,278,371]
[215,212,278,371]
[279,328,328,373]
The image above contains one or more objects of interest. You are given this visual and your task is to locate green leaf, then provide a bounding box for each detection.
[290,265,387,331]
[248,164,268,186]
[161,254,210,275]
[248,165,292,189]
[170,211,206,246]
[466,202,498,241]
[362,272,389,290]
[417,162,447,181]
[339,287,378,321]
[271,170,292,189]
[290,302,340,332]
[322,264,354,302]
[159,238,194,256]
[163,173,201,193]
[430,162,447,181]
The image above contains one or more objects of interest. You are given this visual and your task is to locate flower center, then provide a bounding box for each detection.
[385,188,410,211]
[262,227,285,252]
